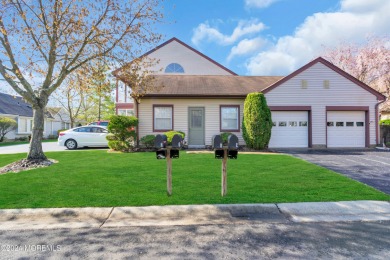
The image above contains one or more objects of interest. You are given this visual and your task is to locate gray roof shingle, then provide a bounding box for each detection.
[0,92,33,117]
[145,75,284,97]
[0,92,54,118]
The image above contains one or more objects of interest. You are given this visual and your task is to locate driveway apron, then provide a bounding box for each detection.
[277,149,390,195]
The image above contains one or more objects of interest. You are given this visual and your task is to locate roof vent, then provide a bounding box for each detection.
[323,80,330,89]
[301,80,308,89]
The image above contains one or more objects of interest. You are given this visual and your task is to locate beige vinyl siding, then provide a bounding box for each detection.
[138,98,244,146]
[265,62,379,146]
[147,41,233,75]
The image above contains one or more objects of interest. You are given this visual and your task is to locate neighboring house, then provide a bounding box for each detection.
[0,92,70,140]
[46,107,72,131]
[113,37,236,117]
[113,38,385,148]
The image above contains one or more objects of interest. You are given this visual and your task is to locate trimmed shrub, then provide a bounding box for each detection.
[107,115,138,152]
[15,136,29,142]
[140,135,156,148]
[164,130,185,145]
[380,119,390,125]
[220,132,233,145]
[242,92,272,150]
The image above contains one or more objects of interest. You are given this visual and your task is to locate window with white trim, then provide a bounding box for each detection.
[154,105,173,131]
[220,106,239,131]
[165,63,184,73]
[118,109,135,116]
[18,118,33,134]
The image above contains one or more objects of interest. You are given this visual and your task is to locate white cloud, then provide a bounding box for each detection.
[227,37,266,62]
[340,0,385,13]
[191,19,266,46]
[246,0,390,75]
[245,0,279,8]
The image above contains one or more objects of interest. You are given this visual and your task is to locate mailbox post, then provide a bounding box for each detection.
[212,134,239,196]
[155,134,181,196]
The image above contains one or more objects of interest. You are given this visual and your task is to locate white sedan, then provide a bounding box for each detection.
[58,126,109,150]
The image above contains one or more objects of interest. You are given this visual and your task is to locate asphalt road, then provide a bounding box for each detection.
[277,149,390,195]
[0,221,389,259]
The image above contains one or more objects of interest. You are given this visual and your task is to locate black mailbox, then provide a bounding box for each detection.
[171,134,182,149]
[170,134,181,159]
[170,149,179,159]
[228,134,238,150]
[155,134,167,149]
[228,134,238,159]
[215,149,224,159]
[212,135,223,150]
[156,149,166,159]
[212,135,224,159]
[155,134,167,159]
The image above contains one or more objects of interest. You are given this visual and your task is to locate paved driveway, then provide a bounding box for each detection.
[277,149,390,195]
[0,142,70,155]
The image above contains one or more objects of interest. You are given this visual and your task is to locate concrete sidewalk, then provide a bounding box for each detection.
[0,201,389,230]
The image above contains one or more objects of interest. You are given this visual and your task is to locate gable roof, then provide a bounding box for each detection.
[0,92,33,117]
[144,75,283,98]
[46,107,62,117]
[112,37,237,76]
[0,92,55,118]
[262,57,386,101]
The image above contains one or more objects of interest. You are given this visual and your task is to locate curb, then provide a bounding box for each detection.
[0,201,390,230]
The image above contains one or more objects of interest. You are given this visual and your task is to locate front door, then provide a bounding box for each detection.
[188,107,205,146]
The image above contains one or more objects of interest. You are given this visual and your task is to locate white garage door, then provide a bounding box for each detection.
[269,111,308,148]
[327,111,365,148]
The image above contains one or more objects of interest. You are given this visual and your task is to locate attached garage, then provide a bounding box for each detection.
[327,111,366,148]
[269,111,309,148]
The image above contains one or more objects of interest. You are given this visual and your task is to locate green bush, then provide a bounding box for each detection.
[108,140,134,151]
[140,135,156,148]
[164,130,185,145]
[107,115,138,152]
[105,133,116,141]
[242,92,272,150]
[380,119,390,125]
[15,136,29,142]
[220,132,233,145]
[0,116,17,142]
[386,142,390,147]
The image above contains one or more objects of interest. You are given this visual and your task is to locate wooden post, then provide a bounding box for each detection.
[221,147,228,196]
[166,148,172,196]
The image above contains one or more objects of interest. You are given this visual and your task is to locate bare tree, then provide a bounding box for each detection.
[112,57,162,104]
[0,0,163,160]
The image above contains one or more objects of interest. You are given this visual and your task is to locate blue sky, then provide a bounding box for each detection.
[1,0,389,95]
[156,0,390,76]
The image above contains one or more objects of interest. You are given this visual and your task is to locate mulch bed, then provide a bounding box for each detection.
[0,159,58,174]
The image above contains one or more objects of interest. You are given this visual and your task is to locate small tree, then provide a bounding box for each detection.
[107,115,138,152]
[0,117,17,142]
[242,92,272,150]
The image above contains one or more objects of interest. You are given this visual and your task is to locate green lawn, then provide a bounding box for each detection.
[0,139,57,147]
[0,151,388,209]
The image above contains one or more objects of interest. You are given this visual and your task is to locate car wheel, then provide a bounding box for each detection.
[65,139,78,150]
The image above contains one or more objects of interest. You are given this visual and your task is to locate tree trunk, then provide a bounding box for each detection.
[27,107,47,160]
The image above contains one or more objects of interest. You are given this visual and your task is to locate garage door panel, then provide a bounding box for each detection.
[327,111,365,148]
[269,111,308,148]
